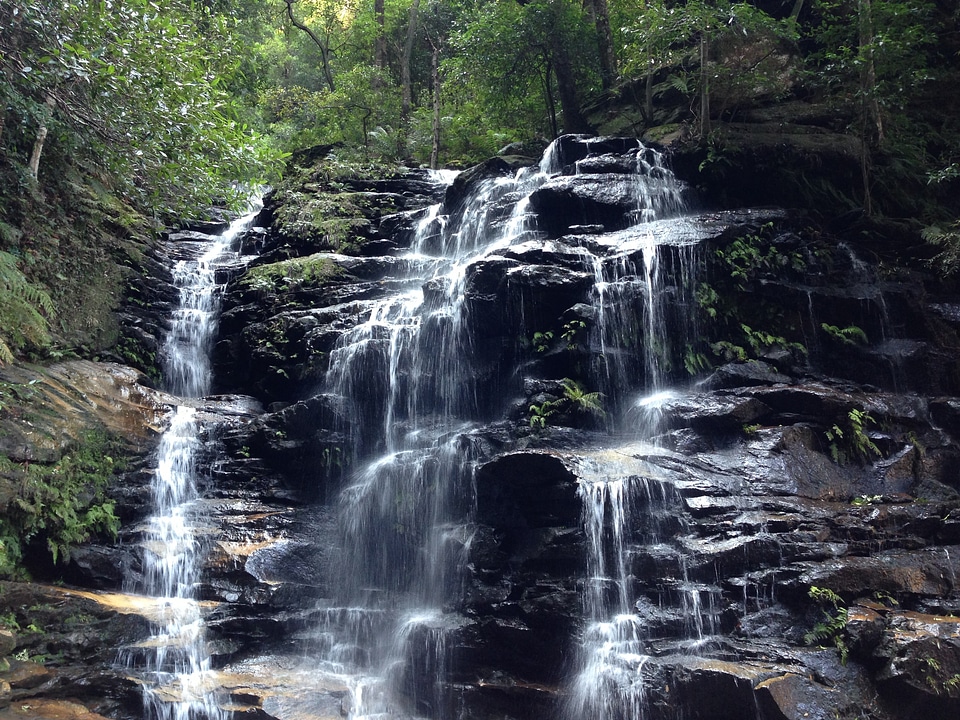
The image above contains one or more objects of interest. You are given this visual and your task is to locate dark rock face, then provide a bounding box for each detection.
[6,136,960,720]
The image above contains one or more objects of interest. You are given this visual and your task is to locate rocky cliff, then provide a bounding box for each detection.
[1,137,959,720]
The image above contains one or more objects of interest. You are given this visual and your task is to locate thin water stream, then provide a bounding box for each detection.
[123,205,260,720]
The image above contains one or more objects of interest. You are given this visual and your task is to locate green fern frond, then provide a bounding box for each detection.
[0,251,54,363]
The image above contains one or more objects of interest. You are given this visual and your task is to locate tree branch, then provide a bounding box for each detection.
[284,0,335,91]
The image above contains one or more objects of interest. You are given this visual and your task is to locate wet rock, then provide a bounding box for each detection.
[799,547,960,600]
[0,361,169,463]
[0,628,14,658]
[754,671,852,720]
[699,361,793,390]
[661,393,772,433]
[475,452,580,531]
[444,158,515,212]
[529,174,669,236]
[871,610,960,713]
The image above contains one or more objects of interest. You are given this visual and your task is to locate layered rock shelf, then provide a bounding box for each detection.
[1,137,959,720]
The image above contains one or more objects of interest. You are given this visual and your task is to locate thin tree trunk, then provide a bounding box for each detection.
[858,0,883,146]
[550,38,590,133]
[860,129,873,215]
[699,31,711,137]
[589,0,617,90]
[790,0,806,21]
[430,42,441,169]
[27,95,55,182]
[374,0,386,77]
[284,1,335,92]
[858,0,880,215]
[543,61,558,139]
[401,0,421,121]
[645,50,654,121]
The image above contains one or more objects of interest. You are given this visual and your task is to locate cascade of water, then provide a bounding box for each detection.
[560,145,731,719]
[313,138,695,719]
[127,205,260,720]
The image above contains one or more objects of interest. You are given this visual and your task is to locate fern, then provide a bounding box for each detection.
[804,586,850,664]
[821,323,868,346]
[0,432,121,575]
[0,250,54,363]
[561,378,605,417]
[923,221,960,276]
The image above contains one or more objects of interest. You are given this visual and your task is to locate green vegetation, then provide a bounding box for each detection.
[804,585,850,664]
[0,251,54,364]
[825,408,882,465]
[686,226,809,375]
[528,378,604,430]
[243,254,344,293]
[531,331,555,354]
[561,320,587,350]
[0,0,280,217]
[0,432,122,577]
[821,323,869,346]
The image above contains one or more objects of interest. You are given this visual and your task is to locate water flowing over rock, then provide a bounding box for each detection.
[4,138,960,720]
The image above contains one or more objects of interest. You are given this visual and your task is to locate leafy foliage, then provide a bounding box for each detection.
[0,0,281,218]
[804,585,850,664]
[688,227,808,373]
[820,323,868,346]
[0,250,53,364]
[0,432,122,577]
[825,408,882,465]
[528,378,604,429]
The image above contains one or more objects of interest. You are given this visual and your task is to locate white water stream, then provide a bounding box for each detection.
[125,206,260,720]
[310,141,708,719]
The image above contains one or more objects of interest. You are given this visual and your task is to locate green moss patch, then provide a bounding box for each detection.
[242,253,345,293]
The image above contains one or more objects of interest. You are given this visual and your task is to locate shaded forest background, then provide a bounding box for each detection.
[1,0,959,367]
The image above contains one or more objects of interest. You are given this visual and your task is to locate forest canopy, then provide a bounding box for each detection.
[0,0,958,365]
[2,0,958,210]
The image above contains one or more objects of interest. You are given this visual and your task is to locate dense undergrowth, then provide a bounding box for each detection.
[0,431,122,578]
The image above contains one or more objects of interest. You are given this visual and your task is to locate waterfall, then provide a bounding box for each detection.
[125,205,260,720]
[310,138,699,719]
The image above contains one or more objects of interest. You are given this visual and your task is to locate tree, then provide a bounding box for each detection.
[447,0,597,142]
[0,0,278,217]
[808,0,936,213]
[401,0,423,120]
[284,0,337,91]
[585,0,618,89]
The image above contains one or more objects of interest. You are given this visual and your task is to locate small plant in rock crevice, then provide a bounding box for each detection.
[561,320,587,349]
[530,330,554,354]
[687,227,812,377]
[821,323,869,346]
[804,585,849,665]
[825,408,882,465]
[528,378,605,430]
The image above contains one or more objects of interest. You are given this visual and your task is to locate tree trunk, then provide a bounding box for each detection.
[374,0,386,72]
[549,38,590,133]
[790,0,805,21]
[284,0,335,92]
[699,31,711,137]
[858,0,883,146]
[27,95,56,182]
[543,61,559,139]
[401,0,421,121]
[586,0,617,90]
[644,50,654,121]
[430,42,441,170]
